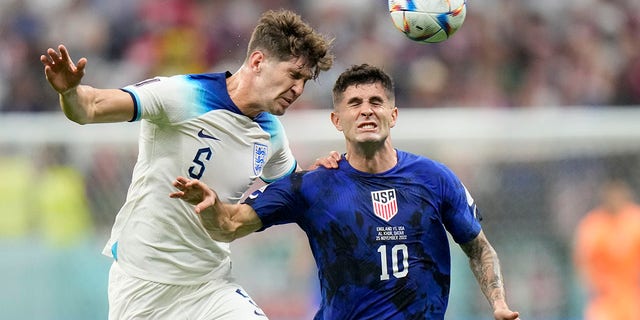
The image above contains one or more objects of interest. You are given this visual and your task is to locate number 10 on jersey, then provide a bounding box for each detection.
[377,244,409,280]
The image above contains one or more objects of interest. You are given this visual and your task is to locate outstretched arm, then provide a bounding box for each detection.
[40,44,134,124]
[170,176,263,242]
[460,230,520,320]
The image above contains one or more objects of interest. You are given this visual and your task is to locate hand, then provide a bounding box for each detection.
[494,308,520,320]
[40,44,87,94]
[307,150,341,170]
[170,176,217,214]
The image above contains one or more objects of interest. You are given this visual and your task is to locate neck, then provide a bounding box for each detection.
[345,140,397,174]
[227,66,261,118]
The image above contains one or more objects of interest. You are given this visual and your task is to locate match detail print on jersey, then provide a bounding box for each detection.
[371,189,398,221]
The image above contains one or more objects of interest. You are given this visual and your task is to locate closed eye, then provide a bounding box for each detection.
[369,96,384,107]
[346,97,363,108]
[290,70,312,83]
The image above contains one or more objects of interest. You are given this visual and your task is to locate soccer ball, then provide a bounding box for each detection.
[388,0,467,43]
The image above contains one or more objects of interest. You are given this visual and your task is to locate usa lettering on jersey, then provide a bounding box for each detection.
[253,143,268,176]
[371,189,398,221]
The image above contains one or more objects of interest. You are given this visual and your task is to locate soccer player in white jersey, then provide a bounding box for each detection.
[40,9,334,320]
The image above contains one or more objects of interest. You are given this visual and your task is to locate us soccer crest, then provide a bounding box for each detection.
[253,143,268,176]
[371,189,398,221]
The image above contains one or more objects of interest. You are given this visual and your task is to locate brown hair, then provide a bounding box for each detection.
[332,64,395,105]
[247,9,334,79]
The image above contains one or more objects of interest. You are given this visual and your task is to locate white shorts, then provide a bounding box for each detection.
[108,262,268,320]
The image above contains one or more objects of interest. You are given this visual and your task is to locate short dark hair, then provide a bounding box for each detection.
[247,9,334,79]
[332,64,395,105]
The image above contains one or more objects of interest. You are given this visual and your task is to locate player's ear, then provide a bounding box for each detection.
[248,50,264,73]
[389,107,398,128]
[330,111,343,131]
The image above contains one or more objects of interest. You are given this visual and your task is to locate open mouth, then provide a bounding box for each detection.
[358,122,377,130]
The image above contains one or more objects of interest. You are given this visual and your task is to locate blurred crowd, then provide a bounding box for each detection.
[1,0,640,113]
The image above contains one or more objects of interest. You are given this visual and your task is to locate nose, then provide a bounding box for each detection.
[360,103,374,117]
[290,79,305,97]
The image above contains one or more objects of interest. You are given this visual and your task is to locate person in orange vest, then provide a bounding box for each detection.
[574,179,640,320]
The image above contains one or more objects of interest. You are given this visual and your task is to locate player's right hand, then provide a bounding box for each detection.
[40,44,87,94]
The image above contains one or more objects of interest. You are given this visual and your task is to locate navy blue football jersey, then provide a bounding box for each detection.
[245,150,482,319]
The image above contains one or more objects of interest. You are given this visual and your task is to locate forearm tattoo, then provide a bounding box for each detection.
[461,235,506,307]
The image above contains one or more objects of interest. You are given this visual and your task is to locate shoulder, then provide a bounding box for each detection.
[253,113,290,147]
[623,204,640,223]
[397,150,455,178]
[283,167,339,186]
[149,72,228,92]
[398,150,441,167]
[184,72,227,84]
[397,150,468,196]
[290,168,330,181]
[253,112,284,131]
[577,209,607,229]
[124,73,224,94]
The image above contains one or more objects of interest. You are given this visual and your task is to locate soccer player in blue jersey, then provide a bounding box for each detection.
[171,64,521,319]
[40,9,335,320]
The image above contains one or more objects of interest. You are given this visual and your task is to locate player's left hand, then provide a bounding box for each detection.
[494,308,520,320]
[308,150,341,170]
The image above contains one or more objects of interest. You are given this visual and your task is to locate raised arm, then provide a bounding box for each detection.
[170,176,263,242]
[460,230,520,320]
[40,44,134,124]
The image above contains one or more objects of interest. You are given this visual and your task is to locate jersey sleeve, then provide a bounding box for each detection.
[439,165,482,244]
[121,75,203,124]
[244,173,306,229]
[257,115,297,183]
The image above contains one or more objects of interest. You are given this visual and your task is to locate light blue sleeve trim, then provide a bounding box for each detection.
[111,241,118,261]
[260,160,297,184]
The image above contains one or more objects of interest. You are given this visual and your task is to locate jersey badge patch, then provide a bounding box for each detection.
[371,189,398,221]
[253,143,268,176]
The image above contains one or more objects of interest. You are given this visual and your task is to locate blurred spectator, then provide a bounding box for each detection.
[0,1,53,112]
[2,0,640,111]
[573,179,640,320]
[0,143,107,319]
[33,144,93,247]
[0,151,34,237]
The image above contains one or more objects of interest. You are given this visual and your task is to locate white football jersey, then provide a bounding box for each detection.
[101,72,296,285]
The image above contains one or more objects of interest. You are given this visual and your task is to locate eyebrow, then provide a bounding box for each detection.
[369,96,384,104]
[346,96,363,105]
[292,67,313,81]
[347,95,384,104]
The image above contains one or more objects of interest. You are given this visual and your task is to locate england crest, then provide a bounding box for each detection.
[253,143,268,176]
[371,189,398,221]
